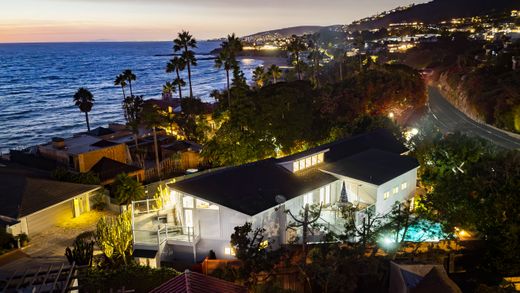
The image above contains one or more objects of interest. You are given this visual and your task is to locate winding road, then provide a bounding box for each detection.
[427,86,520,150]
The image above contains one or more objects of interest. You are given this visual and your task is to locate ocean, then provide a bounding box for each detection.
[0,41,265,153]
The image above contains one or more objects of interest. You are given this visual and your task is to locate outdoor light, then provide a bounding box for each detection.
[411,128,419,135]
[388,112,395,119]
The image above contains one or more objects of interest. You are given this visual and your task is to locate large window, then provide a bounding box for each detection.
[392,186,399,195]
[293,152,326,173]
[303,193,313,207]
[319,185,331,205]
[401,182,408,190]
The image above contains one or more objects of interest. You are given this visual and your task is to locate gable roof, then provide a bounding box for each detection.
[0,169,99,219]
[320,149,419,185]
[149,270,246,293]
[170,159,337,216]
[278,128,408,163]
[89,157,142,182]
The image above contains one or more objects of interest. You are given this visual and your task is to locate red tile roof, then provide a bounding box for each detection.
[149,270,246,293]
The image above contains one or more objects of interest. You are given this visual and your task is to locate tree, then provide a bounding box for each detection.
[215,33,243,107]
[285,35,307,80]
[342,204,385,256]
[286,204,323,267]
[95,211,133,266]
[162,81,175,100]
[122,95,144,165]
[307,34,325,87]
[166,57,186,99]
[230,222,281,289]
[114,74,127,99]
[73,87,94,132]
[65,238,94,266]
[111,173,145,205]
[252,66,266,88]
[174,31,197,98]
[266,64,282,84]
[122,69,136,96]
[142,104,163,177]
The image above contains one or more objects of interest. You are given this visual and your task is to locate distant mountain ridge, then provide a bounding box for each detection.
[349,0,520,30]
[242,26,325,39]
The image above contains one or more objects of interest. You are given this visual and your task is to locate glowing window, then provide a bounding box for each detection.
[317,153,324,163]
[293,161,300,172]
[320,185,331,205]
[224,247,235,256]
[184,210,193,227]
[384,191,390,200]
[303,193,313,207]
[182,196,194,208]
[401,182,408,190]
[305,157,312,168]
[299,160,305,171]
[311,155,317,165]
[392,187,399,194]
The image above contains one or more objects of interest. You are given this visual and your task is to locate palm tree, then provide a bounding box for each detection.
[252,66,265,88]
[215,33,243,106]
[307,36,324,88]
[267,64,282,84]
[332,48,346,81]
[214,50,235,106]
[285,35,306,80]
[173,31,197,98]
[122,69,136,96]
[142,104,163,178]
[73,87,94,132]
[122,95,144,166]
[114,74,127,99]
[166,57,186,99]
[162,81,175,100]
[112,173,145,205]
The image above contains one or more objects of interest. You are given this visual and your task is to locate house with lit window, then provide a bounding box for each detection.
[131,129,419,266]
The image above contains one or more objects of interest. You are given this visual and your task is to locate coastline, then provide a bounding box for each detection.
[240,56,288,68]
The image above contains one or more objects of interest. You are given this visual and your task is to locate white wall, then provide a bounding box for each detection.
[375,168,418,215]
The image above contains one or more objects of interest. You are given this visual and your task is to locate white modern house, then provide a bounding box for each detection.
[131,129,419,267]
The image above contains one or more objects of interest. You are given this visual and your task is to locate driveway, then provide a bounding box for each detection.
[0,210,114,278]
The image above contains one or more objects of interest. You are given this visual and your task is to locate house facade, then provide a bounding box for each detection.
[131,130,419,266]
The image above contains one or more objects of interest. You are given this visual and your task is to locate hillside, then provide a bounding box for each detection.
[242,26,325,39]
[349,0,520,30]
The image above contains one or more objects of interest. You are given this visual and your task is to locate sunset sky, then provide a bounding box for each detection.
[0,0,428,43]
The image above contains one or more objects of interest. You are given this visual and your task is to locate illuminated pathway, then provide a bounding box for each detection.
[427,86,520,150]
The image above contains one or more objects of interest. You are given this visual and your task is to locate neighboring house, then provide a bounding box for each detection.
[0,169,100,236]
[131,129,419,265]
[389,262,462,293]
[149,270,247,293]
[90,157,144,185]
[38,135,131,173]
[161,141,202,170]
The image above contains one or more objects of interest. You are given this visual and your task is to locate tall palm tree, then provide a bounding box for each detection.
[285,35,306,80]
[166,57,186,99]
[267,64,282,84]
[215,33,243,107]
[122,69,136,96]
[307,36,324,88]
[114,74,127,99]
[73,87,94,132]
[252,66,265,88]
[142,104,163,178]
[214,50,235,107]
[332,48,346,81]
[122,95,144,166]
[173,31,197,98]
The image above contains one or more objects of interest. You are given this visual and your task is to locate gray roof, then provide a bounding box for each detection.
[320,149,419,185]
[170,158,337,216]
[0,169,99,219]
